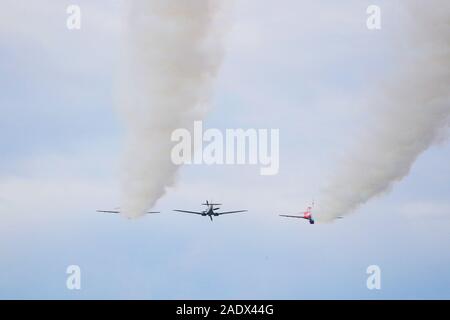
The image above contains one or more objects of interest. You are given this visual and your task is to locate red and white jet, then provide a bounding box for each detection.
[280,202,343,224]
[279,203,316,224]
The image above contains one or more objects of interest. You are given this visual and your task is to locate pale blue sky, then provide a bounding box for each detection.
[0,0,449,299]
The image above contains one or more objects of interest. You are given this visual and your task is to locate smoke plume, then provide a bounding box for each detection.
[318,1,450,221]
[117,0,228,218]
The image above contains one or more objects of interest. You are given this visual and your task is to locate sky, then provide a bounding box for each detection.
[0,0,449,299]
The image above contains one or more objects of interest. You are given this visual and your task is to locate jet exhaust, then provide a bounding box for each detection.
[117,0,228,218]
[318,1,450,222]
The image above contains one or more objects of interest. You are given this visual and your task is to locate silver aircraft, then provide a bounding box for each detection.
[96,208,160,216]
[174,200,247,222]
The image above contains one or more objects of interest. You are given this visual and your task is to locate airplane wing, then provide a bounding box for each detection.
[174,210,204,215]
[279,214,307,219]
[217,210,248,215]
[97,210,120,214]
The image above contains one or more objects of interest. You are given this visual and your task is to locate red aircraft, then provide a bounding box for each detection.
[280,202,343,224]
[280,203,316,224]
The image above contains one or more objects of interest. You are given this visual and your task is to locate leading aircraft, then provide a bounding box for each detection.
[174,201,247,222]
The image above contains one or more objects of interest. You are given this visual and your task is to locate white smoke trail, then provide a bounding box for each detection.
[318,1,450,222]
[117,0,228,218]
